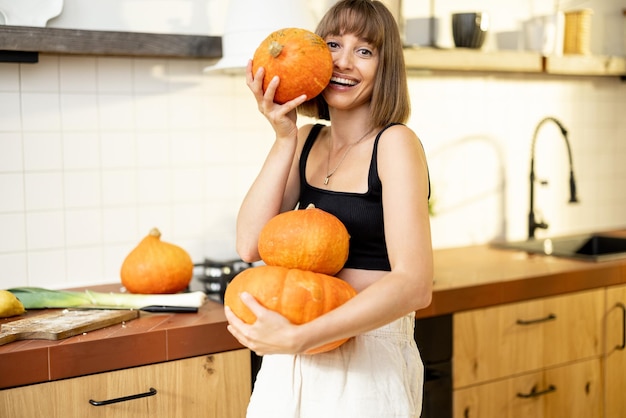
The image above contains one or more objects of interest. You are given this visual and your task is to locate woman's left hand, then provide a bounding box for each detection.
[224,292,302,356]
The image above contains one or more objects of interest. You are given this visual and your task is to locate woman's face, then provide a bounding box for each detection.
[322,33,379,111]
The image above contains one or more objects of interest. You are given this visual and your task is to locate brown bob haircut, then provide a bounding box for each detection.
[298,0,410,126]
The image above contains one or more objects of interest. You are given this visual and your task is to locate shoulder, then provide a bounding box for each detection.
[377,124,422,154]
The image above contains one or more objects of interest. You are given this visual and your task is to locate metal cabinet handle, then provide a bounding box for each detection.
[616,302,626,351]
[516,313,556,325]
[89,387,157,406]
[517,384,556,398]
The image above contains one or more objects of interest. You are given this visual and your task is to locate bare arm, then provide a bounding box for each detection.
[236,60,310,262]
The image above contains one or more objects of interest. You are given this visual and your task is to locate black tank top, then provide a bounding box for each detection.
[298,123,397,271]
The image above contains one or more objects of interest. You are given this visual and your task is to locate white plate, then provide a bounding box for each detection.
[0,0,63,27]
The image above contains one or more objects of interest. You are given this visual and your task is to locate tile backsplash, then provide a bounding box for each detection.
[1,54,625,289]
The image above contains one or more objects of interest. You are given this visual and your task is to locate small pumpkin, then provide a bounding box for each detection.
[121,228,193,294]
[224,265,357,354]
[252,27,333,104]
[258,204,350,276]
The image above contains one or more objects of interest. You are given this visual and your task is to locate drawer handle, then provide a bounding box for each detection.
[516,313,556,325]
[517,384,556,398]
[89,387,157,406]
[617,302,626,351]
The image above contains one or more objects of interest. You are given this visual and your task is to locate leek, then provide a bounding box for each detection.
[7,287,206,310]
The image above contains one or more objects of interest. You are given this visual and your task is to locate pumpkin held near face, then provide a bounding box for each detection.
[225,205,356,354]
[252,27,333,104]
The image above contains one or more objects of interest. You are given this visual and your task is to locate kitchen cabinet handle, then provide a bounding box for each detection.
[517,384,556,398]
[89,387,157,406]
[516,313,556,325]
[616,302,626,351]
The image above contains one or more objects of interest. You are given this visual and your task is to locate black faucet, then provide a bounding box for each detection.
[528,117,579,239]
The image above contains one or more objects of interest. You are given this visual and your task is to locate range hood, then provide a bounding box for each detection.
[204,0,316,73]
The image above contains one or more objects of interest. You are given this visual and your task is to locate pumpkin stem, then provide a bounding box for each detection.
[306,203,316,209]
[148,228,162,239]
[268,41,284,58]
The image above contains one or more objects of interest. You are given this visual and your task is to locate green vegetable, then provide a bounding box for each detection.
[7,287,206,309]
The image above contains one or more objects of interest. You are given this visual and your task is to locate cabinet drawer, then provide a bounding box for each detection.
[454,289,603,387]
[454,358,602,418]
[0,349,251,418]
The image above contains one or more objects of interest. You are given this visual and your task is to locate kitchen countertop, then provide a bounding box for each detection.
[2,232,626,390]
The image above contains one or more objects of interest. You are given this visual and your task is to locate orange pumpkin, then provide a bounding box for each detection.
[224,265,357,354]
[121,228,193,294]
[258,205,350,276]
[252,27,333,104]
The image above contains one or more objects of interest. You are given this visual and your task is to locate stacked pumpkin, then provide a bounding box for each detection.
[224,204,356,354]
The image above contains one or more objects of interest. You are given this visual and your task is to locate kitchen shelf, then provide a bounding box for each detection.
[403,47,626,78]
[0,25,221,59]
[1,26,624,79]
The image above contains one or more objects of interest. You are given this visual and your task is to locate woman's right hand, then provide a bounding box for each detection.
[246,59,308,140]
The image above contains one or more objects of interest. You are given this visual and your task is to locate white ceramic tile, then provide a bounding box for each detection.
[24,172,63,211]
[136,133,170,168]
[25,210,65,250]
[103,243,133,284]
[0,252,28,287]
[60,94,99,131]
[66,247,103,284]
[100,132,136,169]
[137,168,171,204]
[64,171,102,208]
[27,249,67,287]
[59,56,98,93]
[20,93,62,131]
[96,57,133,93]
[0,92,22,132]
[0,213,26,252]
[102,169,137,206]
[0,173,25,212]
[19,55,59,92]
[170,132,205,166]
[65,209,103,247]
[97,94,135,130]
[102,206,138,243]
[132,58,169,93]
[169,94,207,130]
[171,203,205,238]
[136,205,172,237]
[0,132,23,172]
[172,168,204,202]
[22,132,63,171]
[134,93,169,130]
[0,64,19,91]
[63,132,100,170]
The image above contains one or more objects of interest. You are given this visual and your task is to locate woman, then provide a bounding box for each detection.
[225,1,433,416]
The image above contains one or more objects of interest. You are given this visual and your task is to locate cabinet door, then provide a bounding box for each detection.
[454,289,603,387]
[605,284,626,418]
[454,358,602,418]
[0,349,251,418]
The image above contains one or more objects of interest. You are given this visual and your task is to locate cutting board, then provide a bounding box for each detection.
[0,309,139,346]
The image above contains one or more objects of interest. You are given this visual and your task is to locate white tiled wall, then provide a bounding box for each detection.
[0,53,625,289]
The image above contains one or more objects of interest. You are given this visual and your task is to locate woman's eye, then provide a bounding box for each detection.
[358,48,373,57]
[327,41,339,49]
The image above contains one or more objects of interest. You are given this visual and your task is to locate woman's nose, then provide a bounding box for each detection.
[333,50,353,70]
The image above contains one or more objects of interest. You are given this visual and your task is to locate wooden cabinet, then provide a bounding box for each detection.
[0,349,251,418]
[605,284,626,418]
[453,289,604,418]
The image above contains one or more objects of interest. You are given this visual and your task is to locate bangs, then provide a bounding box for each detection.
[316,1,385,48]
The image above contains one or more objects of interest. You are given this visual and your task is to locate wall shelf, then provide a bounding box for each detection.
[0,25,221,59]
[403,47,626,78]
[1,26,624,79]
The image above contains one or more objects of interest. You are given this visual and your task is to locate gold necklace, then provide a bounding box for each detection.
[324,128,373,185]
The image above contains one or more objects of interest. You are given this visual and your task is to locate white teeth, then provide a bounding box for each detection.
[331,76,357,86]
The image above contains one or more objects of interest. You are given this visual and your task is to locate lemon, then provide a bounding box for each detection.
[0,290,26,318]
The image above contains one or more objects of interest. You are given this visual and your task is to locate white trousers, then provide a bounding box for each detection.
[246,314,424,418]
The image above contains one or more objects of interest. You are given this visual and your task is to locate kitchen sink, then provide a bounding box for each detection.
[492,233,626,262]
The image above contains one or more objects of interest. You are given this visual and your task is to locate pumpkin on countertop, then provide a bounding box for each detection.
[258,204,350,276]
[252,27,333,104]
[121,228,193,294]
[224,265,357,354]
